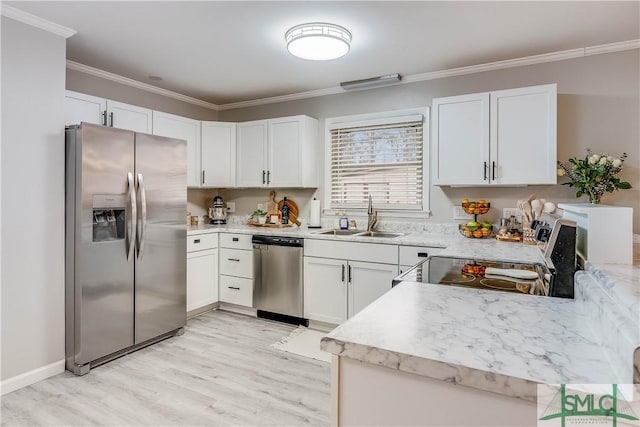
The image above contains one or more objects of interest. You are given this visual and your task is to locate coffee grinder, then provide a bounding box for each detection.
[208,195,227,225]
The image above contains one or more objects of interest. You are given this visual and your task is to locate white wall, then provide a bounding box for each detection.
[219,50,640,232]
[1,17,67,391]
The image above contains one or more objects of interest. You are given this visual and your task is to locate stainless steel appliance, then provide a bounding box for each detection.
[208,195,227,224]
[394,256,552,295]
[252,235,307,325]
[65,123,186,375]
[394,214,577,298]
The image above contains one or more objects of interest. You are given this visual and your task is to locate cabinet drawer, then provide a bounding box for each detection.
[398,246,444,266]
[219,248,253,278]
[219,233,253,250]
[219,275,253,307]
[187,233,218,252]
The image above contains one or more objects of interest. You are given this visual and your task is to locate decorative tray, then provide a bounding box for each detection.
[496,232,523,242]
[247,221,293,228]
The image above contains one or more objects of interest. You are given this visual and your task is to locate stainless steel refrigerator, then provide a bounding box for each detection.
[65,123,186,375]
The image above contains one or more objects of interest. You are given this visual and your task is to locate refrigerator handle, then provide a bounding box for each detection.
[126,172,137,261]
[136,173,148,259]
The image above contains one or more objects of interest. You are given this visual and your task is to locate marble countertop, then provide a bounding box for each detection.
[321,281,620,401]
[187,223,545,264]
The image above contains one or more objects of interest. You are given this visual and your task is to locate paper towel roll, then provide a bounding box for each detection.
[309,198,321,227]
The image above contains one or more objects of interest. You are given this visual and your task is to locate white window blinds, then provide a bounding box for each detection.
[330,115,424,210]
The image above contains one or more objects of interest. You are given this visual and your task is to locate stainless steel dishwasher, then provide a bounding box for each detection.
[252,235,307,325]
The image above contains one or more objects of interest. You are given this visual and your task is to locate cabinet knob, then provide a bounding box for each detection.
[194,239,200,244]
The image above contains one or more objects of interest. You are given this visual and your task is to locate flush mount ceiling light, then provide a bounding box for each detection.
[285,23,351,61]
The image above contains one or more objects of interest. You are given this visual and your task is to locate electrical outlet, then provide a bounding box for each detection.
[453,206,473,220]
[226,202,236,213]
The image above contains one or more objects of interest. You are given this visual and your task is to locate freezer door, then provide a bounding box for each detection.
[134,133,187,344]
[68,123,136,366]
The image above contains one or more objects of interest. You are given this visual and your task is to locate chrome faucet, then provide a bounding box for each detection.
[367,194,378,232]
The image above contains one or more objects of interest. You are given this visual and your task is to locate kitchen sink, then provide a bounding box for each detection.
[357,231,404,238]
[314,229,364,236]
[313,229,403,238]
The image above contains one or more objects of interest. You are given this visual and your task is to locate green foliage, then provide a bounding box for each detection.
[557,150,631,203]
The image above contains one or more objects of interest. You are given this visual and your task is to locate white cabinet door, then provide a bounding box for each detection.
[490,84,557,185]
[348,261,397,317]
[186,248,218,312]
[269,117,301,187]
[153,111,201,187]
[201,121,236,187]
[432,92,490,185]
[304,257,348,324]
[236,120,268,187]
[65,90,106,126]
[106,100,152,133]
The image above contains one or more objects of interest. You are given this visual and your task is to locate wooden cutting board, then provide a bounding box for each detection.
[266,191,279,215]
[277,198,301,226]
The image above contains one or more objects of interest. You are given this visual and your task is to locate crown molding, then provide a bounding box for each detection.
[67,38,639,112]
[584,39,640,57]
[1,4,76,38]
[66,61,220,111]
[217,86,345,111]
[218,38,639,110]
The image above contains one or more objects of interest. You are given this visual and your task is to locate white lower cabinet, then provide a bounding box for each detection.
[304,257,348,324]
[303,239,398,324]
[218,233,254,308]
[186,233,219,312]
[304,257,397,324]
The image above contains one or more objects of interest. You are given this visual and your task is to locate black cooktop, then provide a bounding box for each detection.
[396,256,550,296]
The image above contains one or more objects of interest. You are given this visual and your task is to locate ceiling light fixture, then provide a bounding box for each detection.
[340,73,402,90]
[285,22,351,61]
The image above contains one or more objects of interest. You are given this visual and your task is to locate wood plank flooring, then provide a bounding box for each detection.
[1,310,330,426]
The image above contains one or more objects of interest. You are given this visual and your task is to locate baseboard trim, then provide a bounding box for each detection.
[1,359,65,395]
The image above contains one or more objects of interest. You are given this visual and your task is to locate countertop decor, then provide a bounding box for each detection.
[557,149,632,204]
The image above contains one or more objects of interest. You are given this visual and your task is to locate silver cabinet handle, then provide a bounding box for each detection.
[101,110,107,126]
[193,239,201,244]
[348,265,352,283]
[227,258,240,262]
[126,172,137,261]
[136,173,147,260]
[492,161,497,180]
[262,170,266,184]
[109,112,114,127]
[267,170,270,184]
[228,286,240,290]
[202,170,205,185]
[483,162,488,181]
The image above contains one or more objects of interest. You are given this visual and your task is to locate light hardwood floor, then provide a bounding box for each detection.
[1,310,330,426]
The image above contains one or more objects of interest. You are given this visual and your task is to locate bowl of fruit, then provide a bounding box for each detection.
[462,262,486,276]
[459,221,494,238]
[461,199,490,215]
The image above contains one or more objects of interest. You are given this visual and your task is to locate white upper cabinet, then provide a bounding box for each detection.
[432,92,490,185]
[489,85,557,185]
[65,90,152,133]
[432,83,557,186]
[152,111,201,187]
[201,122,237,188]
[236,115,319,188]
[65,90,106,126]
[107,100,152,133]
[236,120,269,187]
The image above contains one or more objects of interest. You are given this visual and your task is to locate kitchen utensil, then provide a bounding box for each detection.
[531,199,543,220]
[484,267,538,280]
[543,202,556,213]
[267,191,278,215]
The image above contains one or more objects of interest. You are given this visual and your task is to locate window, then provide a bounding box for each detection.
[328,112,426,211]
